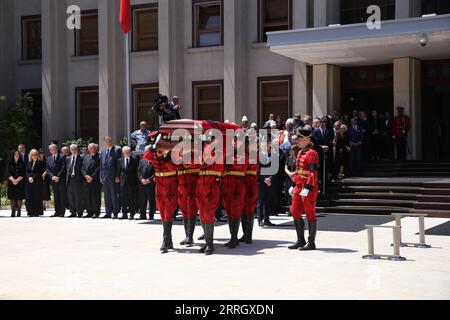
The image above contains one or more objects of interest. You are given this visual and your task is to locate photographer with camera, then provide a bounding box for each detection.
[152,94,180,125]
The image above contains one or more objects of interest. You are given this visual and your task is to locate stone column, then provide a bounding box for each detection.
[314,0,340,27]
[158,0,185,113]
[396,0,422,19]
[41,0,68,146]
[292,0,310,117]
[98,0,125,144]
[223,0,247,123]
[312,64,340,119]
[393,57,422,160]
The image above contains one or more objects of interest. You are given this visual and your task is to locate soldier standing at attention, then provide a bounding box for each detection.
[393,106,411,161]
[289,126,319,251]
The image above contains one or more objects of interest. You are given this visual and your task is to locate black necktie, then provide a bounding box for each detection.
[125,158,129,169]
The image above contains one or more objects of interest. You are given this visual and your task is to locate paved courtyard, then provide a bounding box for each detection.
[0,209,449,300]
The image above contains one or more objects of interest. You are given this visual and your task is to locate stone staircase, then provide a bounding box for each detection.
[317,161,450,218]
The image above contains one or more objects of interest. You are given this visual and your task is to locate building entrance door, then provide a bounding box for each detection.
[341,65,393,118]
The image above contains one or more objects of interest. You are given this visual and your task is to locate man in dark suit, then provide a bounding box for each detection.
[257,143,276,227]
[137,146,156,220]
[367,110,385,160]
[47,144,67,217]
[100,136,122,219]
[383,112,394,160]
[348,117,365,177]
[117,146,139,220]
[313,117,334,187]
[66,144,84,218]
[82,143,101,218]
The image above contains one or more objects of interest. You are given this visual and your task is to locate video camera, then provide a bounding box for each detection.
[152,93,169,116]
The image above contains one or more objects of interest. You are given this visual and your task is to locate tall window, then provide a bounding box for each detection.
[133,84,159,128]
[422,0,450,15]
[76,88,99,141]
[341,0,395,25]
[259,0,292,42]
[258,76,291,126]
[193,81,223,121]
[193,0,223,48]
[133,4,159,51]
[22,16,41,60]
[75,11,99,56]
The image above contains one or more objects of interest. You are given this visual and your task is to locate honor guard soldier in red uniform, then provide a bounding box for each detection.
[222,134,247,249]
[393,106,411,160]
[240,134,259,244]
[196,133,224,255]
[144,132,179,254]
[289,126,319,251]
[174,148,200,247]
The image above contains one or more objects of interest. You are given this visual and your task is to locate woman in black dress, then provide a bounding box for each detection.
[334,125,351,180]
[7,150,26,217]
[26,149,45,217]
[39,148,51,211]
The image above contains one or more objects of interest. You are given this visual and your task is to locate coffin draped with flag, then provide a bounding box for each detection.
[157,119,242,152]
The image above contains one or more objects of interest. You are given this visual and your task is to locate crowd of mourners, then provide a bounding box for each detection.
[0,100,411,225]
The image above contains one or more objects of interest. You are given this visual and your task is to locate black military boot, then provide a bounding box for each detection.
[160,222,173,253]
[227,219,240,249]
[129,213,136,220]
[185,217,196,247]
[288,219,306,249]
[199,224,208,253]
[204,224,215,256]
[246,215,255,244]
[238,215,248,243]
[180,218,190,245]
[139,213,146,220]
[225,220,234,247]
[198,223,206,240]
[120,212,128,220]
[300,221,317,251]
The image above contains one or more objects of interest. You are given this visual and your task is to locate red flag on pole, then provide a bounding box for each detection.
[119,0,131,33]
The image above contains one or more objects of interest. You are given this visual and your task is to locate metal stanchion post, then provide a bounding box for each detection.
[417,215,431,248]
[362,226,380,260]
[389,226,406,261]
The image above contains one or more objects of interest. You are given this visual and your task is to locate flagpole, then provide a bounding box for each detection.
[125,32,131,147]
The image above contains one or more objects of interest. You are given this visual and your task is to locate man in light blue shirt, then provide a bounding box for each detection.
[131,121,150,152]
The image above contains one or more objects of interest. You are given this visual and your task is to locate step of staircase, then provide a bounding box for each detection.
[337,192,417,201]
[330,199,416,208]
[336,185,423,194]
[417,195,450,203]
[316,206,411,215]
[421,188,450,196]
[414,202,450,210]
[408,209,450,218]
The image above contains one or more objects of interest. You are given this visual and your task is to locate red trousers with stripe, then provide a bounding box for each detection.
[290,183,318,222]
[155,176,179,222]
[196,176,221,225]
[221,175,245,220]
[178,174,199,219]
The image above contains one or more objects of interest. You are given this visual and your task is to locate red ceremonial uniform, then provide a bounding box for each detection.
[393,115,411,138]
[222,155,247,220]
[290,147,319,222]
[144,150,178,223]
[176,152,200,219]
[244,158,259,217]
[196,144,224,225]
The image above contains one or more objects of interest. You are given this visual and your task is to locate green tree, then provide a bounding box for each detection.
[0,94,40,158]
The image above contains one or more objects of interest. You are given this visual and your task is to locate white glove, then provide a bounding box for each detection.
[289,187,295,197]
[300,189,310,197]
